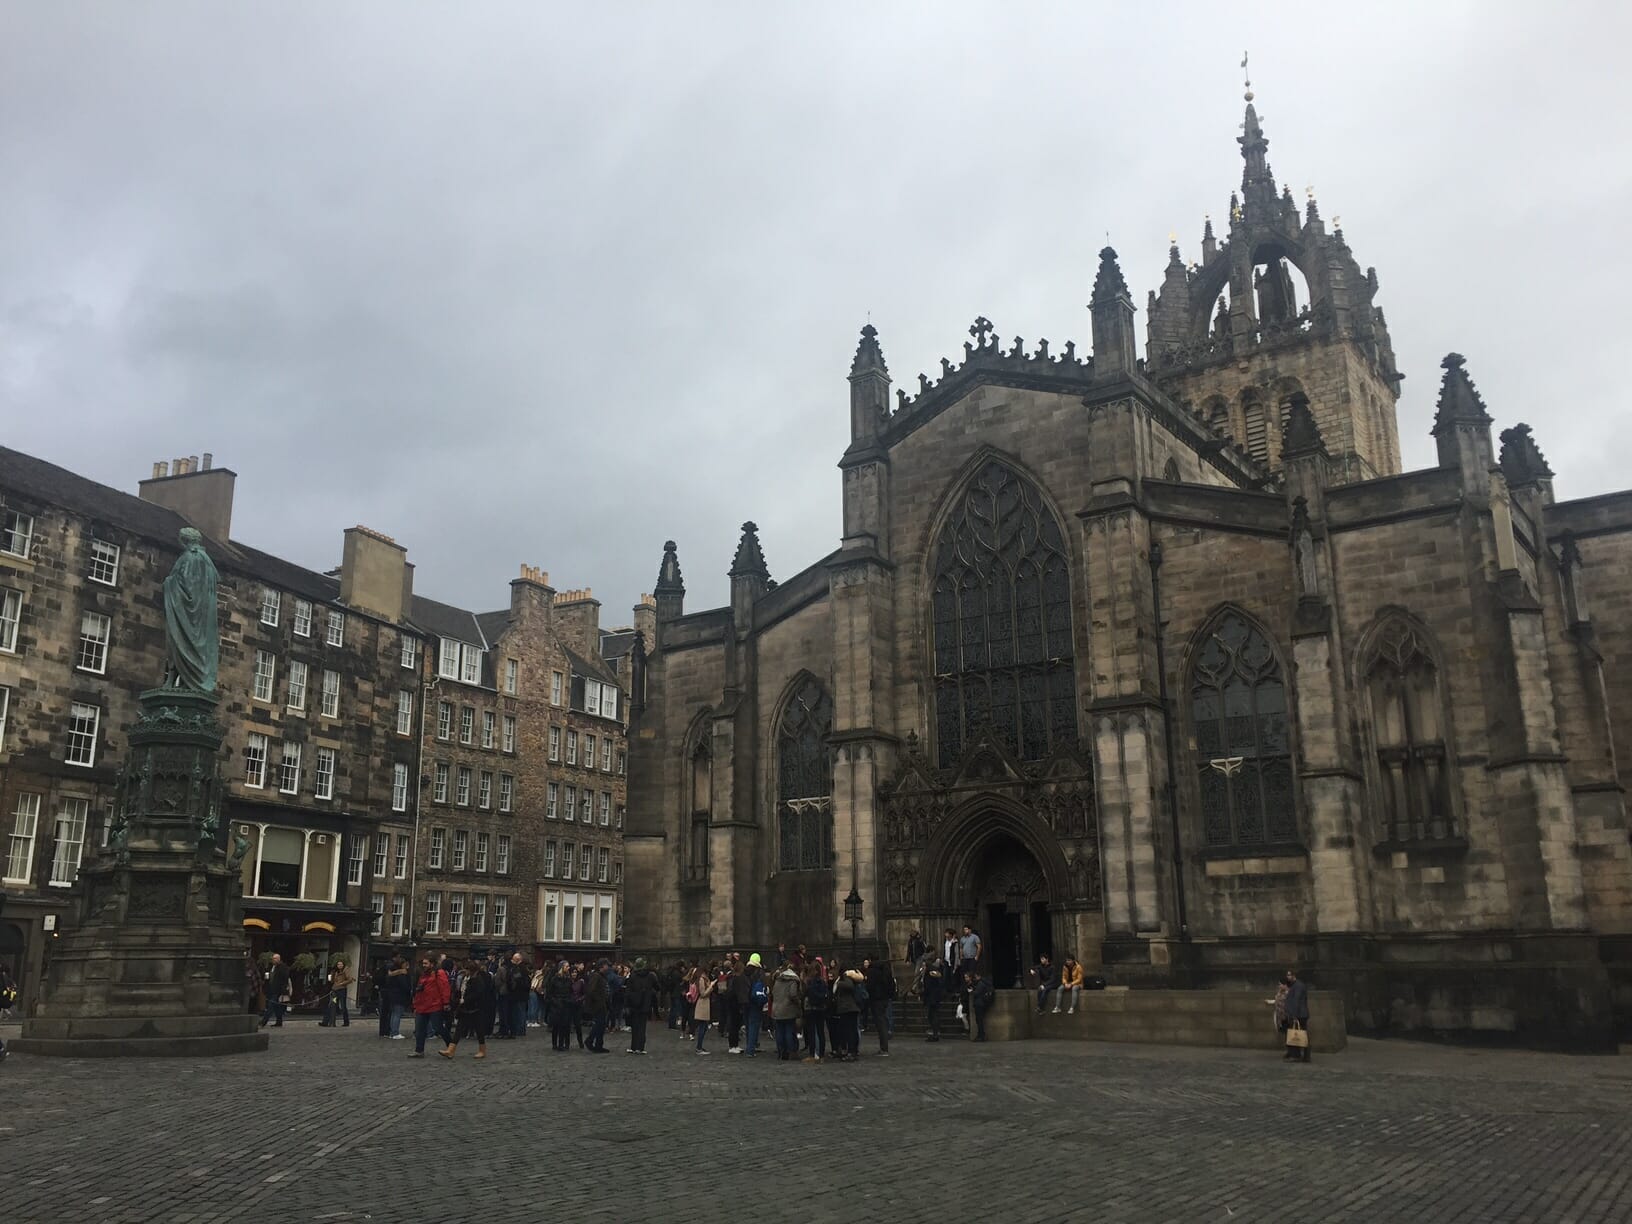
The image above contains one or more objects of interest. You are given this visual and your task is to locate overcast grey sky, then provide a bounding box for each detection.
[5,4,1630,619]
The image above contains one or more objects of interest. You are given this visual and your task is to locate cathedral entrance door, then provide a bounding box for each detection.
[972,835,1049,990]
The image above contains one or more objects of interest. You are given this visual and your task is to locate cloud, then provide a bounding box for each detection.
[4,3,1631,617]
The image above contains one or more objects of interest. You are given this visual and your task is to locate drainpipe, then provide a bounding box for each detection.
[408,665,433,952]
[1148,541,1189,941]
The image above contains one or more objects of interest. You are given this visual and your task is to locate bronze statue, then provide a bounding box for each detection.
[163,527,219,693]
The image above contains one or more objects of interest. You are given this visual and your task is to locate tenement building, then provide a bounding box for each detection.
[0,450,424,1003]
[411,574,629,962]
[623,90,1632,1047]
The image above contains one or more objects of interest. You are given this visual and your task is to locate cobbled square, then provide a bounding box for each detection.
[5,1024,1632,1223]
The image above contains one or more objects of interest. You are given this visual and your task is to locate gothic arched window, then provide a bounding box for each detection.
[931,459,1076,769]
[1241,390,1270,465]
[1190,611,1296,848]
[1363,616,1457,842]
[776,676,833,872]
[686,740,711,881]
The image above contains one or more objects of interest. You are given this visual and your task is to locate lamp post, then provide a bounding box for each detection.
[1005,885,1025,989]
[844,887,864,966]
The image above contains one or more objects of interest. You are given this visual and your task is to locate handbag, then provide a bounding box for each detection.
[1285,1020,1309,1049]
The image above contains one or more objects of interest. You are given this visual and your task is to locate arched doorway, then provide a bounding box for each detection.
[970,835,1052,989]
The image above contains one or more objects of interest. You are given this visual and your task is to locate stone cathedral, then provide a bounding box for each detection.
[622,91,1632,1048]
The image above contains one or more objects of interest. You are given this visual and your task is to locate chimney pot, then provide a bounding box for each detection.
[202,452,212,470]
[189,455,199,472]
[153,461,167,478]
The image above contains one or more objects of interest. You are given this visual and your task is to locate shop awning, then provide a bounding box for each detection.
[301,921,338,934]
[243,918,271,931]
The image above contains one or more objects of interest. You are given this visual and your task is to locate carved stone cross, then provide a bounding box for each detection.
[969,316,995,348]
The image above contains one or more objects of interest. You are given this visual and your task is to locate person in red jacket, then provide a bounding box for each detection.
[409,956,450,1058]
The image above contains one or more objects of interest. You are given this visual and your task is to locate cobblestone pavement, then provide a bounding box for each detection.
[4,1019,1632,1223]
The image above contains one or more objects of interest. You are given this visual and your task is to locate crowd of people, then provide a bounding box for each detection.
[341,926,1029,1063]
[239,921,1316,1064]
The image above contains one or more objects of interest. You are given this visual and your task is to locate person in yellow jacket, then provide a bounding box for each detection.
[1053,957,1085,1014]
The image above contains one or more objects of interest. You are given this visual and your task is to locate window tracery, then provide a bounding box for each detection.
[930,460,1077,769]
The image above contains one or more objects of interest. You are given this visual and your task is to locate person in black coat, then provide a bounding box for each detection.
[865,957,896,1055]
[920,956,949,1042]
[1283,969,1311,1063]
[623,959,660,1054]
[440,958,497,1059]
[584,961,612,1053]
[906,929,927,967]
[258,954,290,1028]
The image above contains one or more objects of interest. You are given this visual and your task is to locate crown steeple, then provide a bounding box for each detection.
[1142,63,1403,484]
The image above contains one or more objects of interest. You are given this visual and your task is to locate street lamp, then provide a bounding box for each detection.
[1005,885,1025,989]
[844,886,864,965]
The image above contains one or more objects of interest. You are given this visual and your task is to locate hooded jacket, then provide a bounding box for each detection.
[585,969,610,1017]
[770,968,803,1021]
[624,968,659,1015]
[833,972,863,1015]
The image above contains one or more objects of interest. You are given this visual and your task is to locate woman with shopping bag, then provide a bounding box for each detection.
[1277,969,1310,1062]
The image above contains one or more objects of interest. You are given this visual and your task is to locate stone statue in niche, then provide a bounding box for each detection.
[1292,500,1320,599]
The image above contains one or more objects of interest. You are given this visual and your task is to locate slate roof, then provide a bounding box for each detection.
[409,594,488,646]
[2,444,200,548]
[600,629,638,661]
[2,444,346,605]
[475,609,511,646]
[563,644,618,687]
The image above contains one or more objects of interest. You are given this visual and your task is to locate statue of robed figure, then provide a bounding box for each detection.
[163,527,220,693]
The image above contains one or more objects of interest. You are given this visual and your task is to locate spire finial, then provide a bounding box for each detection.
[1091,246,1130,306]
[849,321,889,379]
[1241,50,1252,101]
[654,539,685,598]
[729,520,770,581]
[1432,352,1493,434]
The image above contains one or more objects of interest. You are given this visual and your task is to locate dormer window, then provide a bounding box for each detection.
[438,638,484,684]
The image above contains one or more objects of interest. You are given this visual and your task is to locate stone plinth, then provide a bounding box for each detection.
[12,687,267,1057]
[981,986,1347,1053]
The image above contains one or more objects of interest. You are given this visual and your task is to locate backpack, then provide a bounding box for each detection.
[751,978,769,1005]
[685,981,699,1004]
[853,981,869,1009]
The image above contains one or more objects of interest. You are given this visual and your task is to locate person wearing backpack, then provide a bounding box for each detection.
[529,964,546,1029]
[770,962,802,1060]
[833,969,864,1061]
[742,953,769,1057]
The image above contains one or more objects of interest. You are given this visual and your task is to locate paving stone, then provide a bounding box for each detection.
[4,1020,1632,1222]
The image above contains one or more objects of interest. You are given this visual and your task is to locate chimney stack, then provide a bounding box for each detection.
[202,452,213,471]
[140,452,236,541]
[340,525,409,623]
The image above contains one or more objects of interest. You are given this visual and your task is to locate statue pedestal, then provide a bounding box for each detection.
[13,688,267,1057]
